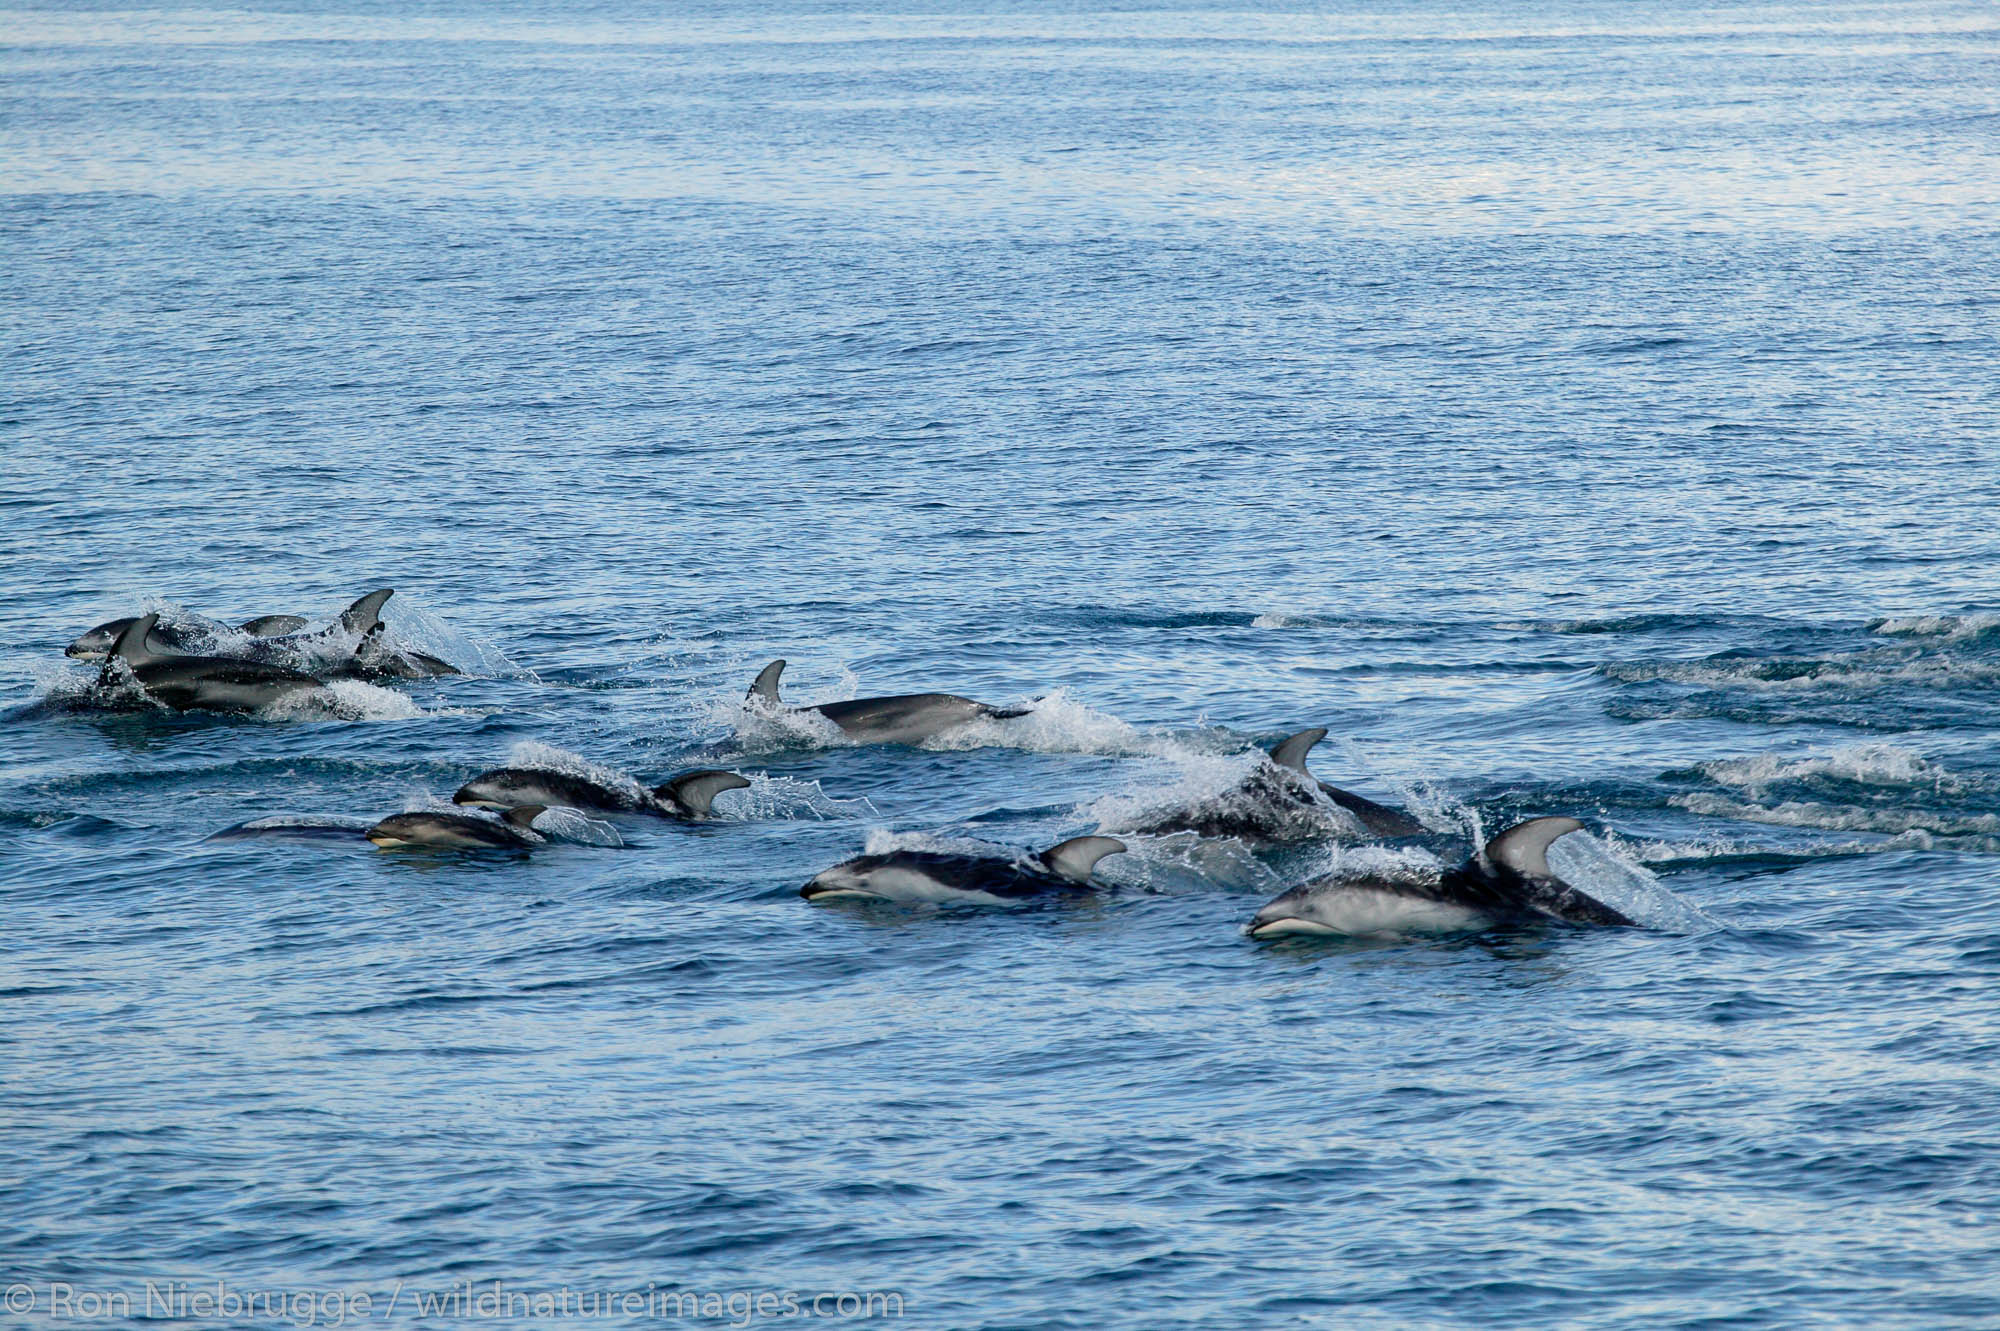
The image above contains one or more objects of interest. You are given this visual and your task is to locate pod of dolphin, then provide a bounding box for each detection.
[65,595,1637,939]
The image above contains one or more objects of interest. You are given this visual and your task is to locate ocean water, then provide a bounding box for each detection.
[5,1,2000,1326]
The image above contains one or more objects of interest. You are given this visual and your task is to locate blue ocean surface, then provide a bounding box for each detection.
[4,1,2000,1326]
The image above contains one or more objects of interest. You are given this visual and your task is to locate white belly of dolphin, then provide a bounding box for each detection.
[809,865,1011,906]
[1253,889,1489,938]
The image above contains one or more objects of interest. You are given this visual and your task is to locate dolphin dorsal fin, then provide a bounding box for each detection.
[1040,835,1126,883]
[500,804,548,829]
[1484,817,1585,879]
[749,659,786,702]
[340,589,394,634]
[108,613,164,669]
[1268,727,1329,774]
[656,769,750,817]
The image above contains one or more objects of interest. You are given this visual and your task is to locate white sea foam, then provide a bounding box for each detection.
[1110,831,1287,891]
[1086,751,1300,831]
[729,773,875,821]
[528,807,623,847]
[1671,793,2000,839]
[504,741,651,802]
[719,696,850,749]
[1548,832,1718,932]
[1868,612,2000,640]
[379,594,530,679]
[1696,743,1960,795]
[1603,657,2000,691]
[262,680,431,722]
[921,686,1156,756]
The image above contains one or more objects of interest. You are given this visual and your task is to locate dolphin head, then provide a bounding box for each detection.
[67,617,136,660]
[1244,885,1344,939]
[451,773,514,808]
[800,857,883,901]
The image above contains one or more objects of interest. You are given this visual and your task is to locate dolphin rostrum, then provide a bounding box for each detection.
[453,767,749,820]
[366,805,548,851]
[802,835,1127,906]
[1118,727,1424,843]
[99,613,330,713]
[1244,817,1635,939]
[747,659,1035,745]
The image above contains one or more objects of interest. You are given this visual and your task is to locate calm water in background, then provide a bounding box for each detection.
[5,2,2000,1326]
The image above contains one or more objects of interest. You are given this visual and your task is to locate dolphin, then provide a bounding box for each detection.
[454,767,750,820]
[1118,727,1424,842]
[67,610,305,660]
[802,835,1126,905]
[98,613,331,713]
[1244,817,1635,939]
[70,591,457,680]
[366,805,547,851]
[747,659,1034,745]
[234,589,457,680]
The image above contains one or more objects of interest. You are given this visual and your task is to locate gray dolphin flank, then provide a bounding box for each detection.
[367,804,547,851]
[453,766,750,820]
[1245,816,1634,939]
[100,613,329,713]
[802,835,1126,905]
[67,609,303,660]
[237,614,309,637]
[748,659,1035,745]
[1117,727,1424,843]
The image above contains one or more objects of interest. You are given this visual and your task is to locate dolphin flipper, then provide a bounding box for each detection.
[656,769,751,817]
[749,660,786,702]
[1040,835,1126,883]
[339,589,394,635]
[1269,728,1329,774]
[500,804,549,829]
[1484,817,1586,879]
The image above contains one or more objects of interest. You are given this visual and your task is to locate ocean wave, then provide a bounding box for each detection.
[1601,655,2000,691]
[1670,792,2000,840]
[1688,743,1964,796]
[1868,612,2000,641]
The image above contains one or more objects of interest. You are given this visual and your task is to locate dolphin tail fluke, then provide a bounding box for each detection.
[1483,816,1586,879]
[500,804,548,829]
[748,660,786,703]
[655,769,751,817]
[1041,835,1126,883]
[1269,727,1329,774]
[340,589,394,635]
